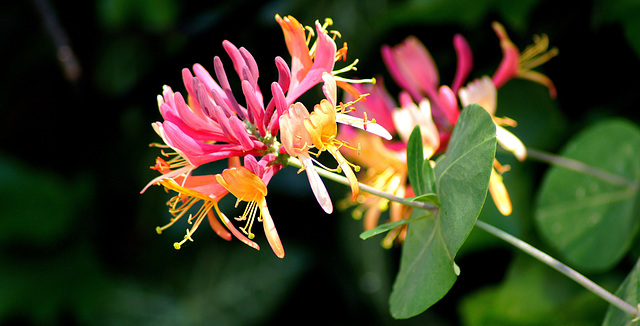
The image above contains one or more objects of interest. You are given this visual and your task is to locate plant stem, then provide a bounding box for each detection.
[475,220,639,318]
[526,148,637,188]
[286,157,438,213]
[287,156,640,318]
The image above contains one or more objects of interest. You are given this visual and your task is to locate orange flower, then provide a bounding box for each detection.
[146,155,280,254]
[216,167,285,258]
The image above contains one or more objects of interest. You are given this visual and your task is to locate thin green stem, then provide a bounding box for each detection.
[287,156,639,318]
[525,148,637,189]
[475,220,639,318]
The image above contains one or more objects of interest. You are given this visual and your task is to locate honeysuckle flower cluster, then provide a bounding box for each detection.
[340,21,557,245]
[141,15,389,258]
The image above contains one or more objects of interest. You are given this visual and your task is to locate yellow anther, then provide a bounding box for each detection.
[519,34,558,71]
[322,18,333,30]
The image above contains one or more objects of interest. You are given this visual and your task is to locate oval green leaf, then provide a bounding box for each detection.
[389,104,496,319]
[535,119,640,272]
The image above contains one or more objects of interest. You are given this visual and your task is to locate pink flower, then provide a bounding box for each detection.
[276,15,373,104]
[144,14,384,255]
[381,35,470,134]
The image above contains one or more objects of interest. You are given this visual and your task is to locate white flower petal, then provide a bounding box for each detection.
[496,125,527,161]
[300,154,333,214]
[336,113,393,140]
[321,72,337,106]
[459,76,496,115]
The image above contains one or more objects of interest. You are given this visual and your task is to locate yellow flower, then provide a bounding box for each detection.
[341,130,412,248]
[304,92,361,201]
[280,102,334,214]
[279,73,391,212]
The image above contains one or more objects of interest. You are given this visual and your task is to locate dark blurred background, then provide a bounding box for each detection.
[1,0,639,325]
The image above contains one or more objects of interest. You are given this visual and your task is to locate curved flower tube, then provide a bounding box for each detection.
[382,35,467,133]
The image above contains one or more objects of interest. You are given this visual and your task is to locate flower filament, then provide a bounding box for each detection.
[156,178,217,250]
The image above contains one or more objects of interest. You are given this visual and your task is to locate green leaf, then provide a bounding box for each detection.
[423,158,437,194]
[535,119,640,272]
[359,212,432,240]
[409,193,439,206]
[407,126,429,196]
[602,256,640,325]
[389,104,497,319]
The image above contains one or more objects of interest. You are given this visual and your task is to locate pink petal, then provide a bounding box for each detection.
[267,82,287,135]
[241,80,266,136]
[274,56,291,93]
[284,21,337,105]
[192,64,225,102]
[452,34,473,93]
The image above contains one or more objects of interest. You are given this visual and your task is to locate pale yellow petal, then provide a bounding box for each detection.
[489,169,512,216]
[496,125,527,161]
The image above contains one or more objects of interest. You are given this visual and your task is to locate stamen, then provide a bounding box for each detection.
[156,196,194,234]
[519,34,558,70]
[321,18,333,30]
[173,228,194,250]
[335,42,348,61]
[235,200,260,239]
[309,156,341,173]
[336,93,369,114]
[494,116,518,127]
[333,75,377,85]
[149,142,170,148]
[493,159,511,174]
[304,26,315,46]
[332,59,359,74]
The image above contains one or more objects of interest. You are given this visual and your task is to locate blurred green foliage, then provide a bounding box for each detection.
[1,0,640,325]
